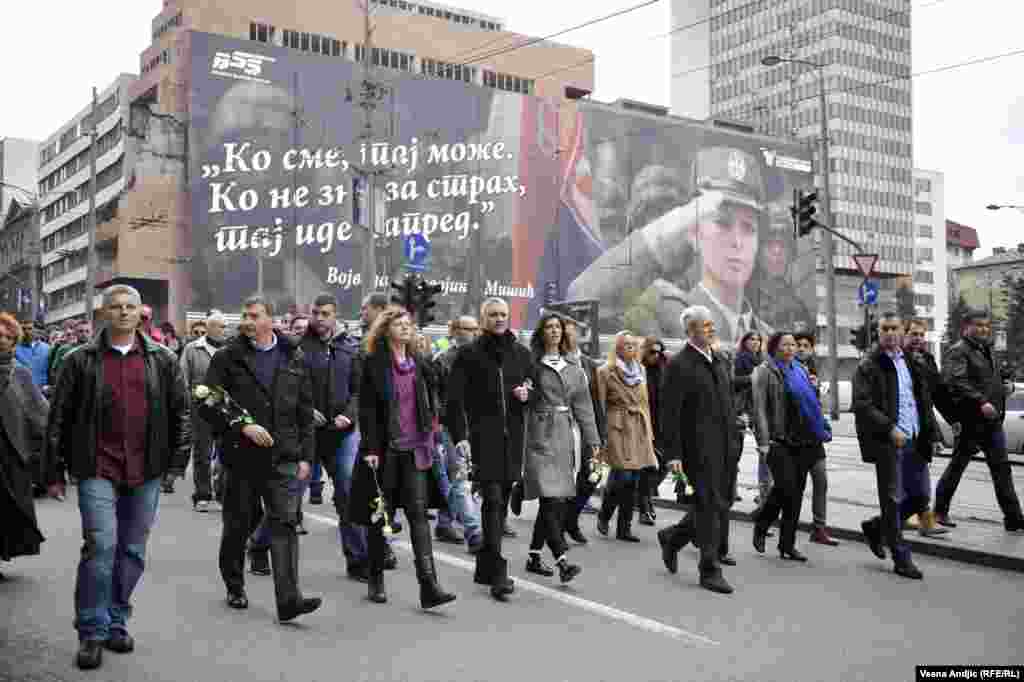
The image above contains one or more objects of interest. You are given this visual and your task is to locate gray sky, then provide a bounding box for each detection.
[2,0,1021,256]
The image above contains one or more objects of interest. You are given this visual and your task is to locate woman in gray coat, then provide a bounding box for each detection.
[0,313,51,578]
[523,313,600,584]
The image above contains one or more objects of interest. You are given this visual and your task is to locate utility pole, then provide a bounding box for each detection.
[817,69,839,421]
[84,87,99,322]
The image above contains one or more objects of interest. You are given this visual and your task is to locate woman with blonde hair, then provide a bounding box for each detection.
[349,306,456,609]
[595,332,658,541]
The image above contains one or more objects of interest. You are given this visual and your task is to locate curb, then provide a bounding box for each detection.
[652,498,1024,574]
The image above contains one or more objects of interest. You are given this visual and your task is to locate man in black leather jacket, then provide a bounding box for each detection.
[933,309,1024,532]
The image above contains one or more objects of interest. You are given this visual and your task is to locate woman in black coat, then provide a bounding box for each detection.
[0,313,50,578]
[349,306,455,609]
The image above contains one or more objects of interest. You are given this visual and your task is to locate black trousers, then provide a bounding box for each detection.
[665,457,738,566]
[529,498,569,559]
[754,445,814,552]
[220,469,302,609]
[480,481,514,563]
[934,425,1022,521]
[367,452,435,580]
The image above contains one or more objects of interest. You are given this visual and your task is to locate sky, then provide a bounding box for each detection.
[2,0,1021,257]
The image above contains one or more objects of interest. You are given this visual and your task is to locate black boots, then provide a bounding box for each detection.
[556,557,582,584]
[616,481,641,542]
[699,565,734,594]
[75,640,103,670]
[526,553,555,577]
[416,554,456,609]
[367,570,387,603]
[489,557,515,602]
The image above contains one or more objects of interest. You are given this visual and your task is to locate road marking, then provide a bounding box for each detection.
[303,511,719,647]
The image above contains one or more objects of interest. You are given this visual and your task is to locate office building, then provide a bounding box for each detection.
[36,75,137,325]
[908,169,946,355]
[670,0,914,373]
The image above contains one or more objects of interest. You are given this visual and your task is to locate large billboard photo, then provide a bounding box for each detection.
[188,32,816,346]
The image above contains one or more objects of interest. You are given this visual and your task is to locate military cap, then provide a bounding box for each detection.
[691,146,765,212]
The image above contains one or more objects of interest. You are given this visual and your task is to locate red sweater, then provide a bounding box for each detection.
[96,342,149,486]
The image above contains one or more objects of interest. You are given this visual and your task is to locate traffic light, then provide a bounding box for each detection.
[867,312,879,347]
[791,190,821,238]
[390,274,416,313]
[415,278,443,327]
[849,325,866,351]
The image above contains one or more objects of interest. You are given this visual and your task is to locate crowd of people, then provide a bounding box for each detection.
[1,285,1022,671]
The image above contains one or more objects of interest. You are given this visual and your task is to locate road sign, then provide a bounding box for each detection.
[403,233,430,272]
[853,253,879,278]
[858,279,879,306]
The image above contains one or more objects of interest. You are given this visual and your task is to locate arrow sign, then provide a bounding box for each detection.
[403,233,430,272]
[853,253,879,278]
[858,279,879,306]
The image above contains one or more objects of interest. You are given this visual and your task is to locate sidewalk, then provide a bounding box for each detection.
[651,433,1024,574]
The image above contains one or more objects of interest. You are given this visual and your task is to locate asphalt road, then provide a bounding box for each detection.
[2,478,1021,682]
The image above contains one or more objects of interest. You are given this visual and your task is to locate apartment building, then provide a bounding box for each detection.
[36,75,137,325]
[909,169,947,356]
[671,0,914,372]
[0,137,39,225]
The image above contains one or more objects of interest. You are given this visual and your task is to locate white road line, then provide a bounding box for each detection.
[303,511,719,647]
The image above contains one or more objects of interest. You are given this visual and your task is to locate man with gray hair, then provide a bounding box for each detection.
[46,284,191,669]
[656,305,737,594]
[180,311,228,512]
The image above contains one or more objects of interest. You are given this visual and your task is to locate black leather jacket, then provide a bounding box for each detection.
[943,336,1007,424]
[46,330,191,484]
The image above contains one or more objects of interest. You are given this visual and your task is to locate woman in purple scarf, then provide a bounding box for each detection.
[350,306,456,609]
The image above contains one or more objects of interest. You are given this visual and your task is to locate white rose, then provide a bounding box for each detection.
[193,385,210,400]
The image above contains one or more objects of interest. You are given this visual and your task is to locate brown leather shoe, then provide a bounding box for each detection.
[809,527,839,546]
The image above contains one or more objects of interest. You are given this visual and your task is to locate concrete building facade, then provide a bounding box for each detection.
[909,169,946,354]
[0,137,39,225]
[36,75,138,325]
[953,244,1024,351]
[0,200,42,323]
[670,0,914,373]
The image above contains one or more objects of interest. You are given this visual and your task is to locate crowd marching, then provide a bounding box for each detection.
[1,284,1022,671]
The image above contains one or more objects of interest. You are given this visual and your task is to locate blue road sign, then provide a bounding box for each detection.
[404,233,430,272]
[858,279,879,306]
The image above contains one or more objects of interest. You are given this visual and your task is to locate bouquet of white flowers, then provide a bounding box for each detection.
[193,384,255,429]
[369,467,394,536]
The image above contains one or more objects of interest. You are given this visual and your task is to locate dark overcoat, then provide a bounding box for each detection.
[660,344,737,513]
[0,365,48,560]
[447,331,535,483]
[852,346,938,465]
[349,347,447,525]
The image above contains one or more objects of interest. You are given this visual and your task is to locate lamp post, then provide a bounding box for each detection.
[986,204,1024,211]
[763,54,839,419]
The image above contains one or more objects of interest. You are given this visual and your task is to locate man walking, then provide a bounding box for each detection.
[299,294,368,579]
[656,306,736,594]
[853,311,939,579]
[201,296,322,622]
[433,315,484,553]
[448,298,534,601]
[933,309,1024,532]
[179,311,227,512]
[46,285,190,670]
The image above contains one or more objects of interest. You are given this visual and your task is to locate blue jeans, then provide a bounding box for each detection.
[75,478,161,641]
[332,430,368,563]
[308,460,324,496]
[434,432,481,543]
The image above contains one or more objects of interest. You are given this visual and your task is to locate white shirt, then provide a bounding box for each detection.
[111,343,134,356]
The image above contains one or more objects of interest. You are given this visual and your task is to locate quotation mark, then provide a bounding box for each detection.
[201,164,222,179]
[480,201,496,215]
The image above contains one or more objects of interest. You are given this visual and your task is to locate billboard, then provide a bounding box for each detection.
[188,33,816,347]
[188,32,560,327]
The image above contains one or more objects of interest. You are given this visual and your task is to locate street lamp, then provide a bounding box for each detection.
[762,54,840,420]
[987,204,1024,211]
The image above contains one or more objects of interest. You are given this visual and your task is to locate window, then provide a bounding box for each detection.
[301,32,310,51]
[918,224,932,238]
[915,294,935,307]
[311,34,321,53]
[918,247,933,262]
[915,270,934,284]
[915,202,932,216]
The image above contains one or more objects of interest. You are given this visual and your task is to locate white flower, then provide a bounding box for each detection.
[193,385,210,400]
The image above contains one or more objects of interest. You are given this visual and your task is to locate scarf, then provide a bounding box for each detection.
[0,350,13,393]
[776,359,830,444]
[616,356,645,387]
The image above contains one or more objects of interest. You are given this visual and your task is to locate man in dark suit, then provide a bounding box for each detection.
[447,297,534,602]
[656,305,736,594]
[853,311,940,579]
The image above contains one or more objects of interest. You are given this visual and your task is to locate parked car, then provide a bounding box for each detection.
[933,392,1024,454]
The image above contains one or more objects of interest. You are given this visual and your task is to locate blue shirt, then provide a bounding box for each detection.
[15,341,50,387]
[886,350,919,439]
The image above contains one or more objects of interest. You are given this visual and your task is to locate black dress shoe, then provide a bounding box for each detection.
[347,563,369,583]
[719,554,737,566]
[596,517,610,536]
[526,554,555,577]
[779,547,808,562]
[278,597,323,622]
[894,560,923,580]
[104,632,134,653]
[226,590,249,609]
[557,559,582,584]
[510,483,524,516]
[566,527,588,545]
[699,572,734,594]
[435,526,464,544]
[1004,517,1024,533]
[75,640,103,670]
[657,529,678,574]
[367,573,387,603]
[752,527,767,554]
[249,551,271,576]
[638,511,655,526]
[861,520,886,559]
[616,530,641,543]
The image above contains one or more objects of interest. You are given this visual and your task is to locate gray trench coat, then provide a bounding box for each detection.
[523,357,600,500]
